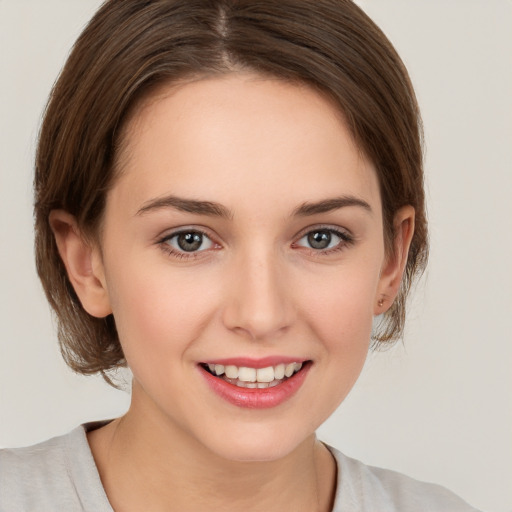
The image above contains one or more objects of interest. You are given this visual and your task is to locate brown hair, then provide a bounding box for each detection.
[34,0,428,380]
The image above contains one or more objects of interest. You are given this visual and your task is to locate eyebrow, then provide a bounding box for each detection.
[292,196,372,216]
[136,195,233,219]
[136,194,371,219]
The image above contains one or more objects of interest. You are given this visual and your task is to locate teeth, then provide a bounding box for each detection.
[274,363,285,379]
[238,367,257,382]
[284,363,295,378]
[256,366,274,382]
[206,361,305,384]
[224,365,238,379]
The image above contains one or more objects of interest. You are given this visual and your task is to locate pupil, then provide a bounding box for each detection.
[308,230,331,249]
[177,232,202,252]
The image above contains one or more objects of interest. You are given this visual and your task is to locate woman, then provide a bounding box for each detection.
[0,1,483,510]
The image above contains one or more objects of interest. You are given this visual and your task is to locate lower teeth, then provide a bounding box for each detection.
[221,376,285,388]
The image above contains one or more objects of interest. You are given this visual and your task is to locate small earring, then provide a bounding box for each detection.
[378,298,385,308]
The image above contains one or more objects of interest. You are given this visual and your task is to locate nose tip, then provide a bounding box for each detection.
[228,299,289,341]
[221,255,293,341]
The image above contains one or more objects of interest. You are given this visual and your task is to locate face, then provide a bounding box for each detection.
[90,74,397,461]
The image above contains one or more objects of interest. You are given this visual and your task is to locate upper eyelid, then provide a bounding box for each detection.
[157,229,218,259]
[155,224,353,247]
[158,225,216,242]
[157,229,219,256]
[293,224,353,240]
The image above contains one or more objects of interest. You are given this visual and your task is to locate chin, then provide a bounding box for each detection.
[200,423,314,463]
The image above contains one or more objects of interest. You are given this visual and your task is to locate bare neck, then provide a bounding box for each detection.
[87,402,337,512]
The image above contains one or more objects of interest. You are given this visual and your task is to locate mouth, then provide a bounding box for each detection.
[199,361,309,389]
[198,357,312,408]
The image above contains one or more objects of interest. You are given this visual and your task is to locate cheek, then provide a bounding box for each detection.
[306,280,374,375]
[105,262,219,370]
[293,259,381,404]
[297,264,380,344]
[302,274,376,405]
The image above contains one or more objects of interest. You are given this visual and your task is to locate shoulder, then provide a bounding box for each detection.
[0,423,112,512]
[0,431,73,510]
[327,445,483,512]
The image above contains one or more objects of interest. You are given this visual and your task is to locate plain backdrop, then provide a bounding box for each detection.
[0,1,511,511]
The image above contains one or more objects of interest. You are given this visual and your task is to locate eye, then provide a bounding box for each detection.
[164,230,214,253]
[295,228,352,251]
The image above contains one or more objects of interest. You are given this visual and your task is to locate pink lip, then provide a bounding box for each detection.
[202,356,307,369]
[199,361,311,409]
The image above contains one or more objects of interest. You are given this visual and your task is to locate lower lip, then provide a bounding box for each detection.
[199,363,311,409]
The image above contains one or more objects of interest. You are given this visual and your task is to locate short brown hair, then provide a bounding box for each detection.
[34,0,428,380]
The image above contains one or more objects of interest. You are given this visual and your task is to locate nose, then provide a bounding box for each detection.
[221,249,294,341]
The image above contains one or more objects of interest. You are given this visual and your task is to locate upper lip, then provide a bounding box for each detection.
[200,356,310,369]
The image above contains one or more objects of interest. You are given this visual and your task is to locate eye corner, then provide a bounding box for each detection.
[293,226,355,254]
[157,227,221,260]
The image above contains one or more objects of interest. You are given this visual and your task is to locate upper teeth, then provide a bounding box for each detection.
[207,362,303,382]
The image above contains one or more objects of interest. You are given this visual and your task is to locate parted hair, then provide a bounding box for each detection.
[34,0,428,380]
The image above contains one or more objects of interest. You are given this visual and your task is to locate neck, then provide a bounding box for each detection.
[87,390,336,512]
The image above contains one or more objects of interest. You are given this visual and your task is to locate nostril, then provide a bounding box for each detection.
[220,271,294,340]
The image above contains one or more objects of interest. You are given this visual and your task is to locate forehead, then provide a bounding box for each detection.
[111,73,380,215]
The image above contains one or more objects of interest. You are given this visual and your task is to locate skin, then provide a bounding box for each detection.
[51,74,414,512]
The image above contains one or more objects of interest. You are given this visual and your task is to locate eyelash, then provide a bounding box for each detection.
[292,226,355,255]
[157,226,354,260]
[158,228,217,260]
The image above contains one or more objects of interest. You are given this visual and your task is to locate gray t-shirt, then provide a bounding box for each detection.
[0,423,481,511]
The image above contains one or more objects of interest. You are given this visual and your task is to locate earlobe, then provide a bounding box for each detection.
[375,205,415,315]
[49,210,112,318]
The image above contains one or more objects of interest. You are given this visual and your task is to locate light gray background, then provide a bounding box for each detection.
[0,1,511,511]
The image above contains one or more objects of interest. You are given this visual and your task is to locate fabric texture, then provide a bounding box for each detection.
[0,423,482,512]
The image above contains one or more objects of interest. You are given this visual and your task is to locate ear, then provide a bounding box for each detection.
[49,210,112,318]
[374,205,415,315]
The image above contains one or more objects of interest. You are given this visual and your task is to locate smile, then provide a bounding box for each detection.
[199,359,311,409]
[202,362,304,388]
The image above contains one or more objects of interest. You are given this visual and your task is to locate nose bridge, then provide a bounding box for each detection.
[222,244,292,340]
